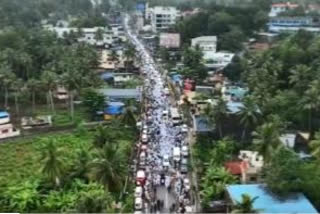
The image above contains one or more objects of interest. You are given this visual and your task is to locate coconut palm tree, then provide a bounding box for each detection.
[69,147,91,182]
[299,80,320,132]
[41,70,58,114]
[253,122,282,162]
[27,78,41,114]
[40,139,65,187]
[92,125,118,149]
[232,194,260,213]
[237,96,261,141]
[94,28,105,42]
[0,64,16,109]
[90,144,127,194]
[213,98,228,138]
[11,78,24,115]
[123,43,136,72]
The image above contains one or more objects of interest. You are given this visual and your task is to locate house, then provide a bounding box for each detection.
[148,6,181,32]
[279,133,296,148]
[0,111,10,125]
[0,111,20,139]
[54,86,69,100]
[268,17,320,33]
[99,49,125,70]
[226,184,318,213]
[100,72,136,85]
[21,116,52,129]
[181,8,201,19]
[193,115,214,133]
[0,123,20,139]
[222,85,247,102]
[203,51,235,70]
[225,151,263,184]
[191,36,217,53]
[269,2,299,17]
[97,88,142,101]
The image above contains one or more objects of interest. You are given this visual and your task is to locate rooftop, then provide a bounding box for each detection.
[227,184,317,213]
[0,111,9,118]
[97,88,141,100]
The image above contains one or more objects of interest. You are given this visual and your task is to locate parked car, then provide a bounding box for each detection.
[181,124,188,133]
[135,186,143,197]
[182,146,188,157]
[184,178,191,191]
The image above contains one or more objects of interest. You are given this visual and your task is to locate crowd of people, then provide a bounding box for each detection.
[124,16,194,214]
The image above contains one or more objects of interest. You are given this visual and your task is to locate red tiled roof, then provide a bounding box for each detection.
[272,2,299,8]
[225,161,248,175]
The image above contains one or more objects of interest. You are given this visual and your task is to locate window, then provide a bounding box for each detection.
[2,129,9,134]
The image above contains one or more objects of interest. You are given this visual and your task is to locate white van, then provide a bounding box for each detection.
[135,186,143,197]
[173,147,181,162]
[142,134,148,143]
[182,146,188,157]
[135,197,143,210]
[170,107,182,126]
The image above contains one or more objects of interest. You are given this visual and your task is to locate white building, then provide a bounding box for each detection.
[0,112,20,139]
[45,26,125,47]
[148,7,180,32]
[191,36,217,53]
[203,51,235,69]
[269,2,299,17]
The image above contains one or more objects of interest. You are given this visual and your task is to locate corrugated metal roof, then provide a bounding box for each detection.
[227,184,318,213]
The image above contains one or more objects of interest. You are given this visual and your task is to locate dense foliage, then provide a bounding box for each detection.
[174,0,270,51]
[0,123,136,212]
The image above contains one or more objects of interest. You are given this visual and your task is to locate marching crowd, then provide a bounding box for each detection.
[124,16,194,214]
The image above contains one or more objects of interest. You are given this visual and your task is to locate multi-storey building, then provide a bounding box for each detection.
[148,6,180,32]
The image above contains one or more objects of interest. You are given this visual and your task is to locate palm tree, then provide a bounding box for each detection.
[289,65,313,93]
[201,166,236,204]
[121,108,136,128]
[232,194,260,213]
[27,78,41,114]
[69,147,91,182]
[41,70,58,114]
[90,144,127,194]
[94,28,105,42]
[310,131,320,161]
[300,80,320,132]
[92,125,118,149]
[123,43,136,72]
[0,64,16,109]
[253,122,281,162]
[237,96,261,141]
[11,78,24,115]
[213,98,228,138]
[40,139,65,187]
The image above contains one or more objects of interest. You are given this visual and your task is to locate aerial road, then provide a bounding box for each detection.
[124,15,194,214]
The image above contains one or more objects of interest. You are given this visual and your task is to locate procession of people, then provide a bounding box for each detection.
[124,16,193,214]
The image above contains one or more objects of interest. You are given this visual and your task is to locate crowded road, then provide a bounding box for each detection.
[124,16,194,214]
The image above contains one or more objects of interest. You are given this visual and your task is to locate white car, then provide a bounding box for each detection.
[181,124,188,133]
[142,134,148,143]
[135,197,143,210]
[163,155,170,167]
[184,178,191,191]
[135,186,143,197]
[182,146,189,157]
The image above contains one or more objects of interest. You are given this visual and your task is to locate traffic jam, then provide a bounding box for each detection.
[124,17,193,214]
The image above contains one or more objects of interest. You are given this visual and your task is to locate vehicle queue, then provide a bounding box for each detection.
[124,16,194,214]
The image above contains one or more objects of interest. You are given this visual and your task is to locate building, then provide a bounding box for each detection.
[45,26,126,47]
[203,51,235,69]
[226,184,318,213]
[191,36,217,53]
[159,33,181,48]
[0,111,20,139]
[148,6,181,32]
[100,72,137,85]
[268,17,320,33]
[97,88,142,101]
[269,2,299,17]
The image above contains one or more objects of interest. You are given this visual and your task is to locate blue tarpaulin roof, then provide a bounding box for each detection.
[0,111,9,118]
[227,101,244,114]
[171,74,182,82]
[227,184,318,213]
[226,86,247,99]
[104,102,125,115]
